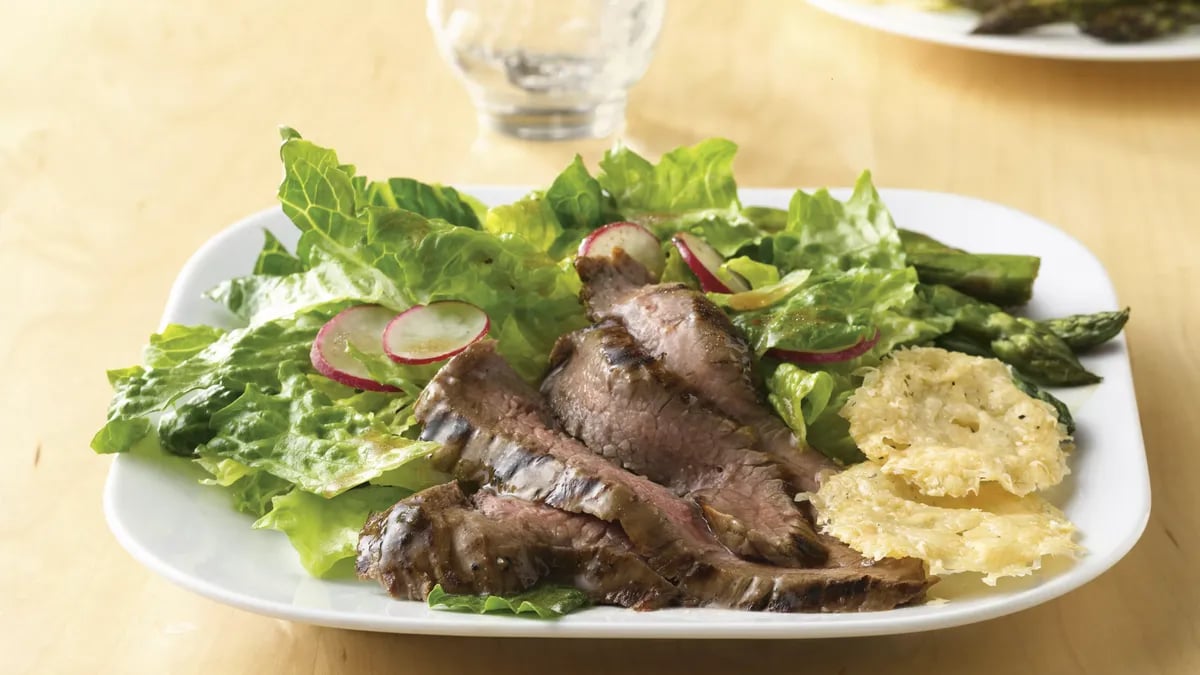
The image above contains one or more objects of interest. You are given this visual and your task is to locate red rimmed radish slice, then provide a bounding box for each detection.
[578,221,665,278]
[671,232,750,293]
[311,305,401,392]
[383,301,490,365]
[770,329,882,365]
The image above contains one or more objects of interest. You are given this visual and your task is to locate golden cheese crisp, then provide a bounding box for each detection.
[842,347,1070,498]
[811,463,1081,585]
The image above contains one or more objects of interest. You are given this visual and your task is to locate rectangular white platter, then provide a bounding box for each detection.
[103,187,1149,639]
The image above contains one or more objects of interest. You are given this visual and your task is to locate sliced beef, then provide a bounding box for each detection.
[542,321,826,567]
[576,252,839,492]
[415,341,932,612]
[357,481,676,610]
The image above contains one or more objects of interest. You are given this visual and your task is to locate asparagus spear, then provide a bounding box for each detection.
[1078,3,1200,42]
[1011,370,1077,434]
[921,284,1100,386]
[950,0,1007,11]
[899,230,1041,306]
[1040,308,1130,351]
[907,251,1041,306]
[898,229,960,255]
[972,0,1076,34]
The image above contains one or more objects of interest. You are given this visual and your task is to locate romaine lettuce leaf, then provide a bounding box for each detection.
[230,473,293,517]
[93,307,442,497]
[765,364,864,466]
[253,485,409,577]
[484,195,565,254]
[598,139,762,256]
[599,138,740,213]
[92,310,328,456]
[721,256,779,290]
[253,230,304,276]
[143,324,226,368]
[426,584,590,618]
[212,134,588,379]
[545,154,608,232]
[767,172,905,272]
[202,363,440,497]
[723,268,918,355]
[766,364,836,443]
[361,178,481,229]
[207,258,402,325]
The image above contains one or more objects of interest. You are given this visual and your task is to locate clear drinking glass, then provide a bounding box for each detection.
[427,0,666,141]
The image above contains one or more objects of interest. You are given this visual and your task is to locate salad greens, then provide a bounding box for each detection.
[426,584,590,618]
[94,129,1124,611]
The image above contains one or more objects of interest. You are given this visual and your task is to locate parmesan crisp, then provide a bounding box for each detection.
[811,463,1081,585]
[842,347,1070,498]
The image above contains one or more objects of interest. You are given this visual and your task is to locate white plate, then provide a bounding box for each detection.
[808,0,1200,61]
[103,187,1149,638]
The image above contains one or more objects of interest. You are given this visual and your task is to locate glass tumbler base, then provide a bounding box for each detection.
[478,99,626,141]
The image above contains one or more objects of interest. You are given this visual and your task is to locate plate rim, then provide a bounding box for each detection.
[806,0,1200,62]
[102,186,1151,638]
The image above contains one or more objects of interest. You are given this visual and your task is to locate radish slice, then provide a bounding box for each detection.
[671,232,750,293]
[578,221,665,278]
[770,329,882,365]
[310,305,401,392]
[383,301,490,365]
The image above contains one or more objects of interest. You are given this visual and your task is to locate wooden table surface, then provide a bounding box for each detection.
[4,1,1199,673]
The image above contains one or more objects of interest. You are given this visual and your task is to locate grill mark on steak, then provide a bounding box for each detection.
[542,321,827,567]
[357,482,676,609]
[414,342,932,612]
[576,252,840,492]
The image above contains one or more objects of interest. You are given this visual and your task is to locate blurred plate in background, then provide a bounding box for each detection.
[807,0,1200,61]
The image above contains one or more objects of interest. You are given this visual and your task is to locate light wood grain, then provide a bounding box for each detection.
[3,1,1198,673]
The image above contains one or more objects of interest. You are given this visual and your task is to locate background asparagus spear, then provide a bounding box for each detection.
[921,284,1100,386]
[951,0,1007,11]
[1077,3,1200,42]
[1040,308,1130,351]
[972,0,1077,34]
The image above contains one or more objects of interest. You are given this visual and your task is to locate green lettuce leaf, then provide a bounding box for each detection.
[766,364,864,465]
[660,245,700,288]
[207,258,402,325]
[599,139,740,212]
[741,205,788,232]
[598,139,762,256]
[767,172,905,273]
[202,362,439,497]
[92,310,328,456]
[211,132,588,379]
[765,364,835,443]
[253,485,409,577]
[482,193,593,260]
[723,267,918,355]
[743,267,953,464]
[253,230,304,276]
[94,307,443,497]
[194,458,292,517]
[427,584,590,618]
[483,157,613,259]
[143,324,226,368]
[361,178,482,229]
[545,154,607,231]
[721,256,779,290]
[365,220,586,380]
